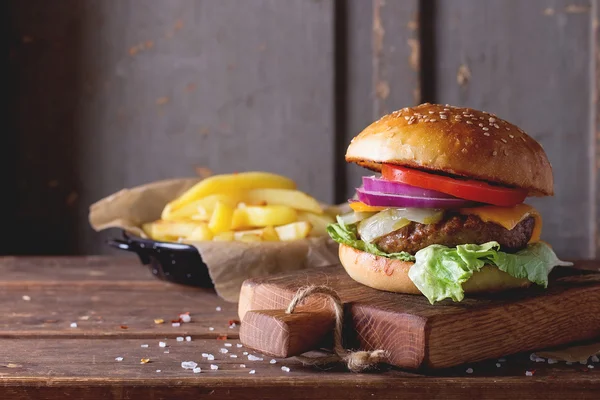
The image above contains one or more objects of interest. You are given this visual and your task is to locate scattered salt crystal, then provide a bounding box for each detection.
[22,295,31,301]
[535,358,545,363]
[230,355,238,358]
[592,355,600,363]
[566,361,573,365]
[209,327,215,331]
[496,363,501,368]
[159,342,166,348]
[547,359,558,364]
[172,322,181,327]
[466,368,473,374]
[224,343,232,347]
[180,314,191,323]
[193,367,201,373]
[580,360,588,365]
[181,361,198,370]
[185,336,192,342]
[202,353,209,358]
[236,344,243,348]
[270,359,277,364]
[240,364,246,368]
[176,337,184,342]
[588,365,595,369]
[249,369,256,374]
[210,364,219,370]
[115,357,123,361]
[156,369,161,373]
[70,322,78,328]
[141,344,148,348]
[164,351,169,354]
[220,348,229,354]
[497,358,506,362]
[248,355,263,361]
[216,307,222,311]
[243,351,249,355]
[525,371,533,377]
[229,323,237,329]
[281,366,290,372]
[207,354,215,361]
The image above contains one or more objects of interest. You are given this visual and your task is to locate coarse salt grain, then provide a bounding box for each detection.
[240,364,246,368]
[243,351,249,355]
[220,348,229,354]
[592,355,600,363]
[525,371,533,376]
[202,353,209,358]
[209,327,215,331]
[281,366,290,372]
[566,361,573,365]
[249,370,256,374]
[176,337,184,342]
[229,323,237,329]
[548,359,558,364]
[164,351,169,354]
[180,314,191,323]
[181,361,198,370]
[237,344,243,348]
[224,343,232,347]
[115,357,123,361]
[580,360,588,365]
[498,358,506,362]
[22,295,31,301]
[141,344,148,348]
[156,369,161,373]
[216,306,222,311]
[589,365,595,369]
[186,336,192,342]
[70,322,78,328]
[207,354,215,361]
[466,368,473,374]
[210,364,219,370]
[172,322,181,327]
[193,367,202,373]
[248,355,263,361]
[496,363,501,368]
[159,342,166,348]
[270,359,277,364]
[230,355,238,358]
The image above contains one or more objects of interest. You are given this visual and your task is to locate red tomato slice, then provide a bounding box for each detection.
[381,164,527,206]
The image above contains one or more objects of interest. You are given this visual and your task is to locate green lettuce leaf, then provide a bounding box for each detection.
[409,241,573,304]
[326,218,415,262]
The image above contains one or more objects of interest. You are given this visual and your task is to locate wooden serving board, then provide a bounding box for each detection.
[238,265,600,369]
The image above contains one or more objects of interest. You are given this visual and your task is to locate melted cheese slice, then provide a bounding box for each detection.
[459,203,542,243]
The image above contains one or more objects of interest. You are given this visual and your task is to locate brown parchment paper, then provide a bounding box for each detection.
[89,178,340,302]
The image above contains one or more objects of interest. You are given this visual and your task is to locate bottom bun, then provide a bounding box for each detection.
[338,244,531,295]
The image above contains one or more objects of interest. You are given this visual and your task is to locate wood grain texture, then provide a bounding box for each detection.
[2,256,600,399]
[240,309,334,358]
[431,0,594,259]
[9,0,335,255]
[595,0,600,258]
[239,265,600,369]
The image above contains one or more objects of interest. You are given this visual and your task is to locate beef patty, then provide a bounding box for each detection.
[374,214,535,255]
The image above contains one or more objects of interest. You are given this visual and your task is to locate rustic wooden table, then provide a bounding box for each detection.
[1,257,600,399]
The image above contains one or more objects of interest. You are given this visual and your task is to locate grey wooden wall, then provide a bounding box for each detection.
[6,0,600,259]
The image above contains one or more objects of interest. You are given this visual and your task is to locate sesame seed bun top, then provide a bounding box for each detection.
[345,103,554,196]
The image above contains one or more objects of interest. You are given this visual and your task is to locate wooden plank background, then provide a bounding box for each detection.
[5,0,600,259]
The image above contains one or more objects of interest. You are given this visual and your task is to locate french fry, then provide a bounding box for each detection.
[165,172,296,213]
[244,189,323,214]
[144,220,203,241]
[238,234,262,243]
[231,205,297,229]
[261,226,280,241]
[187,223,214,241]
[233,226,279,241]
[275,221,312,241]
[162,193,244,221]
[213,231,235,241]
[297,211,334,237]
[208,201,235,234]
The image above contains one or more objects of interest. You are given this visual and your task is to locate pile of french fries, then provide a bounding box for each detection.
[142,172,334,243]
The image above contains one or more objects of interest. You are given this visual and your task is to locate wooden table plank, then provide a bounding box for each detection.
[1,257,600,399]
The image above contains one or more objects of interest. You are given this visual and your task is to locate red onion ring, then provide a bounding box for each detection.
[362,176,454,198]
[356,187,471,209]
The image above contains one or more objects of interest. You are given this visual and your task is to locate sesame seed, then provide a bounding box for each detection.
[404,116,410,120]
[521,137,526,142]
[494,124,500,129]
[429,119,436,122]
[429,110,435,114]
[479,116,484,120]
[505,127,510,131]
[440,115,448,120]
[489,117,496,123]
[423,119,429,122]
[493,151,498,156]
[483,132,490,136]
[478,123,484,127]
[509,134,514,138]
[501,138,507,143]
[482,127,489,131]
[466,121,473,124]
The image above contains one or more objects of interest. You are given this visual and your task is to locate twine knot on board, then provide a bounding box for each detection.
[285,285,388,372]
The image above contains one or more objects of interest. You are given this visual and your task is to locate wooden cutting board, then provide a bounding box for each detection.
[238,265,600,369]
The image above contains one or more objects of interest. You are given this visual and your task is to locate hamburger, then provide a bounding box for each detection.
[327,103,572,304]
